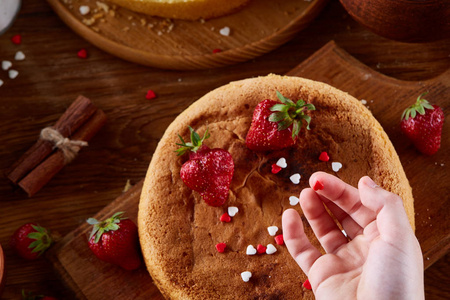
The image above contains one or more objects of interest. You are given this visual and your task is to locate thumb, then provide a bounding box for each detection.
[358,176,414,243]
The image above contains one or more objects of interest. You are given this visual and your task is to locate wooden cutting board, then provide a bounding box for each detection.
[48,41,449,299]
[46,0,328,70]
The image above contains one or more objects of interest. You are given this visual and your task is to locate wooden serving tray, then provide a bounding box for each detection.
[48,41,449,299]
[46,0,328,70]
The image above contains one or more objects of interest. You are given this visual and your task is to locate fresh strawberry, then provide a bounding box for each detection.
[246,91,315,151]
[401,93,444,155]
[10,223,53,260]
[87,212,141,271]
[176,126,234,207]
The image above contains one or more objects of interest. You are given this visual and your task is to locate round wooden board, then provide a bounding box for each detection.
[46,0,328,70]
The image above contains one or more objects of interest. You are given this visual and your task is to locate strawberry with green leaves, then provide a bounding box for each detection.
[246,91,315,151]
[87,212,141,271]
[22,290,57,300]
[176,126,234,207]
[401,93,444,155]
[10,223,53,260]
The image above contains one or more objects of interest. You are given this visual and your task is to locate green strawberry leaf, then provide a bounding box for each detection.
[269,91,315,139]
[176,126,210,156]
[401,92,434,121]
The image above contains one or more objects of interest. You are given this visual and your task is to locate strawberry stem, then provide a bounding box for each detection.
[269,91,315,139]
[27,225,53,256]
[87,211,126,243]
[401,92,434,120]
[175,126,210,156]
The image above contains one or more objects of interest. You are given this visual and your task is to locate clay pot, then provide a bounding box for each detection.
[339,0,450,42]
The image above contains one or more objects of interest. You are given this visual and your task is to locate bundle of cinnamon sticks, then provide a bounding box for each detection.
[6,95,107,196]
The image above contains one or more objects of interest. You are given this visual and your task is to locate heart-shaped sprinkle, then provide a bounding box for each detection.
[0,79,3,87]
[319,151,329,162]
[267,226,278,236]
[256,244,266,254]
[290,173,301,184]
[241,271,252,282]
[275,234,284,245]
[266,244,277,255]
[271,163,282,174]
[289,196,299,206]
[8,70,18,79]
[219,26,230,36]
[145,89,156,100]
[11,34,21,45]
[332,162,343,172]
[220,213,231,223]
[216,242,226,253]
[276,157,287,168]
[77,49,88,59]
[79,5,90,15]
[313,180,324,191]
[228,206,238,217]
[2,60,12,71]
[303,278,312,290]
[14,51,25,61]
[212,48,222,54]
[246,245,257,255]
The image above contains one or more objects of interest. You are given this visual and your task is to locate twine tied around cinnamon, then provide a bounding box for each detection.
[40,127,88,163]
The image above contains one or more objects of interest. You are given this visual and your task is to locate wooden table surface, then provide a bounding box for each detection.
[0,1,449,299]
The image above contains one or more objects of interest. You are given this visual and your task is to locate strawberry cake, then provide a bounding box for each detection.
[138,74,415,299]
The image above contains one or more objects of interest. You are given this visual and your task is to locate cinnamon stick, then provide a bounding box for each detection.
[18,109,107,197]
[7,96,97,184]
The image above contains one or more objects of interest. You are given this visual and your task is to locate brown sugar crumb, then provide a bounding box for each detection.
[82,18,96,26]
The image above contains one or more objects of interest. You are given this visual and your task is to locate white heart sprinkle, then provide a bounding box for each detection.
[246,245,257,255]
[266,244,277,255]
[79,5,90,15]
[289,196,299,206]
[15,51,25,61]
[290,173,301,184]
[332,162,343,172]
[2,60,12,71]
[276,157,287,168]
[267,226,278,236]
[241,271,252,282]
[342,230,348,237]
[8,69,18,79]
[361,99,367,105]
[228,206,239,217]
[219,26,230,36]
[0,79,3,87]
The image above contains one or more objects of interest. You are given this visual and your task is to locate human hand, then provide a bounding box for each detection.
[282,172,424,300]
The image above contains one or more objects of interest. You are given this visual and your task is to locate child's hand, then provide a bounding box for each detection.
[282,172,423,300]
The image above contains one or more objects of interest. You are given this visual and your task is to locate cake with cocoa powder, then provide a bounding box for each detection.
[138,74,415,299]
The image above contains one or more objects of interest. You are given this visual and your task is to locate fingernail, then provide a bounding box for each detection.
[365,177,379,188]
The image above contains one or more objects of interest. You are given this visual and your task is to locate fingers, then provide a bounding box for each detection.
[282,208,321,275]
[358,176,414,243]
[309,172,376,228]
[299,188,349,253]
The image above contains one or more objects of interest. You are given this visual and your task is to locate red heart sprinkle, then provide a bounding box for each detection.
[11,34,21,45]
[212,48,222,54]
[220,213,231,223]
[303,278,312,290]
[77,49,88,59]
[319,151,329,162]
[313,180,324,191]
[275,234,284,245]
[145,89,156,100]
[271,163,282,174]
[256,244,266,254]
[215,242,226,253]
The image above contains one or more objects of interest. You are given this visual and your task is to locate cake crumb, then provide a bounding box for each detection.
[361,99,367,105]
[123,179,133,192]
[79,5,90,15]
[96,1,109,12]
